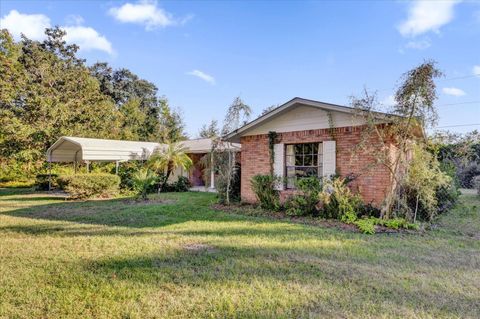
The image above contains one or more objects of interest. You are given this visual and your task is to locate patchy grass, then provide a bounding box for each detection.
[0,188,479,318]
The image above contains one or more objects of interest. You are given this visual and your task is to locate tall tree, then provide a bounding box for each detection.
[89,62,161,141]
[351,61,444,217]
[198,119,219,139]
[214,96,252,204]
[0,27,121,177]
[158,99,187,143]
[221,96,252,136]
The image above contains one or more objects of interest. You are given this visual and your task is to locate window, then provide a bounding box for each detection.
[286,143,323,189]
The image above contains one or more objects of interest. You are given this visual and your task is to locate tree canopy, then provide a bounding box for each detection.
[0,27,186,180]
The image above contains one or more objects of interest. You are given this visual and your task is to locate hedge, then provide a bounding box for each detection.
[57,173,120,199]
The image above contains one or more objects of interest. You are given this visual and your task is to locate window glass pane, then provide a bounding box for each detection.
[312,143,319,154]
[286,155,295,166]
[286,145,294,156]
[294,144,303,155]
[304,155,313,166]
[312,155,318,166]
[304,143,313,154]
[295,155,303,166]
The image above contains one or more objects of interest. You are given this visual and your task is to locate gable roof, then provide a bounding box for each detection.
[224,97,396,142]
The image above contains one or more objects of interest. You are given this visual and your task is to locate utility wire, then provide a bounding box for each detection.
[435,123,480,128]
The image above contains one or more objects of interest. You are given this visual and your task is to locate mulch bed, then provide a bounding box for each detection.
[212,203,416,234]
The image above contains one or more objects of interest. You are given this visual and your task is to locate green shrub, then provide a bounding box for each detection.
[284,177,322,216]
[132,169,157,200]
[171,176,191,192]
[353,218,376,234]
[115,161,143,190]
[319,177,362,221]
[35,174,58,190]
[250,174,280,210]
[57,173,120,199]
[285,196,308,216]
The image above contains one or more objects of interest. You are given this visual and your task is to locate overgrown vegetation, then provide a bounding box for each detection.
[57,173,120,199]
[284,177,322,216]
[251,174,280,210]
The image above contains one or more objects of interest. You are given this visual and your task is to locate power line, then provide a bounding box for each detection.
[435,123,480,128]
[439,73,480,81]
[436,101,480,107]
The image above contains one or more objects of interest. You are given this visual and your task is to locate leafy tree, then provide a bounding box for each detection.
[351,61,445,218]
[148,142,192,192]
[0,27,120,178]
[198,119,219,139]
[214,96,252,204]
[119,98,147,141]
[89,62,161,141]
[221,96,252,136]
[158,99,187,142]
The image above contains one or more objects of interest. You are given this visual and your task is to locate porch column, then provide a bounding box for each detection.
[210,152,215,189]
[115,161,120,175]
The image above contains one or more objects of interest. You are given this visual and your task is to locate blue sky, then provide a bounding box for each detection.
[1,0,479,136]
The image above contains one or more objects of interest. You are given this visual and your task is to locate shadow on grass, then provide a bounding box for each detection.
[82,244,479,318]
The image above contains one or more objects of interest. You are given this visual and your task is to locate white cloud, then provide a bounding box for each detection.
[108,0,183,30]
[65,14,85,26]
[0,10,113,55]
[442,87,466,96]
[398,0,461,37]
[187,70,215,85]
[473,65,480,76]
[62,26,113,55]
[405,38,431,50]
[0,10,51,40]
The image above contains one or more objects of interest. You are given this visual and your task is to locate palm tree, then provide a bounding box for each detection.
[148,142,193,192]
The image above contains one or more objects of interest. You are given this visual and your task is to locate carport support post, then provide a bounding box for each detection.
[115,161,119,175]
[86,161,90,173]
[210,152,215,189]
[48,161,52,191]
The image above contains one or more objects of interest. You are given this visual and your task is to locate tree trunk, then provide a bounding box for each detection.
[414,194,419,223]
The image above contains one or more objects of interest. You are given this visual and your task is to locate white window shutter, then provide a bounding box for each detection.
[323,141,336,179]
[273,143,284,190]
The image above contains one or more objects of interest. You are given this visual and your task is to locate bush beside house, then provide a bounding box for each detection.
[57,173,121,199]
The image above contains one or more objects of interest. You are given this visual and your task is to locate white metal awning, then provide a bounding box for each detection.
[46,137,162,163]
[46,136,241,163]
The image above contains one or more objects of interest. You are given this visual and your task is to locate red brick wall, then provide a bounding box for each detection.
[240,126,394,206]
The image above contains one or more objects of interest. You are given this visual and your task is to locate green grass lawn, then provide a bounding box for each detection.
[0,188,479,318]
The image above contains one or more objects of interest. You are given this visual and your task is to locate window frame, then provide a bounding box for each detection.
[284,142,323,189]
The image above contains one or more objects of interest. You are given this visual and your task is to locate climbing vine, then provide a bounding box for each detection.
[268,131,278,176]
[326,111,336,140]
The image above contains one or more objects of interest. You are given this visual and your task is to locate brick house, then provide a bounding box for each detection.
[225,97,399,206]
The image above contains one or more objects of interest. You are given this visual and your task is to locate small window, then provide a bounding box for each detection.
[286,143,323,189]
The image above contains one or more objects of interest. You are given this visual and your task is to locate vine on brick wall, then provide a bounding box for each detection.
[326,111,336,140]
